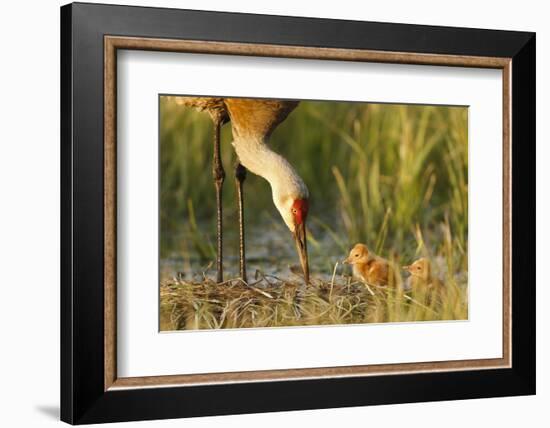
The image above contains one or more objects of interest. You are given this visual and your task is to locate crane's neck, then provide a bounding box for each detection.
[231,137,308,205]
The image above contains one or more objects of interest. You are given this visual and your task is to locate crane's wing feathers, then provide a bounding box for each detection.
[168,96,229,122]
[167,96,299,137]
[224,98,299,140]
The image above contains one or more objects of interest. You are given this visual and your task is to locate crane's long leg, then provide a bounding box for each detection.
[235,162,247,283]
[212,114,225,283]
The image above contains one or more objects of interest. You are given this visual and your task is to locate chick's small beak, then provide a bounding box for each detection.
[293,221,309,284]
[402,265,410,271]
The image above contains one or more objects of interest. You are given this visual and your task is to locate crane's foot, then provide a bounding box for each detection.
[212,114,225,284]
[235,162,247,283]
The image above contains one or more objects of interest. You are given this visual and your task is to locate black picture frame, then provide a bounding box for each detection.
[61,2,535,424]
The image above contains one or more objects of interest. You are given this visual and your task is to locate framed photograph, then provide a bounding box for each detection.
[61,2,535,424]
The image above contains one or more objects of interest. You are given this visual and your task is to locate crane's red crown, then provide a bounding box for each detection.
[292,199,309,225]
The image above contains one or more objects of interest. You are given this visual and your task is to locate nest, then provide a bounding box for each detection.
[159,265,462,330]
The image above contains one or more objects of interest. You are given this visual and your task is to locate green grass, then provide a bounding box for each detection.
[159,97,468,329]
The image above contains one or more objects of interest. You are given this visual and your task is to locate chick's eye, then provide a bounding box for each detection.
[355,254,359,257]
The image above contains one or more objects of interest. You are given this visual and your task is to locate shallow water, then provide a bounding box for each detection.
[160,219,344,283]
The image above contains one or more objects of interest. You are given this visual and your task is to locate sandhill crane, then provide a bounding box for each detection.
[343,243,397,287]
[403,258,444,291]
[172,97,309,284]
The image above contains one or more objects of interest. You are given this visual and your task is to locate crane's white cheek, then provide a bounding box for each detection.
[274,205,294,232]
[281,212,295,233]
[272,195,293,232]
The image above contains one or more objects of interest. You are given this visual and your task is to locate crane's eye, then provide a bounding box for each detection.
[292,208,297,214]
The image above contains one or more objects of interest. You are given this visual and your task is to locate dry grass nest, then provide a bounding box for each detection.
[160,266,465,331]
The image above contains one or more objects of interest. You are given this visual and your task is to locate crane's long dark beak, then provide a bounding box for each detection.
[293,222,309,284]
